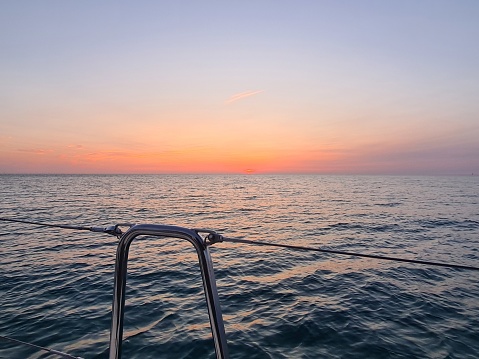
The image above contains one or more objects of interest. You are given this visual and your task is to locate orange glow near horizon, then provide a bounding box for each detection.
[2,126,477,175]
[1,135,344,174]
[2,124,475,175]
[1,75,477,175]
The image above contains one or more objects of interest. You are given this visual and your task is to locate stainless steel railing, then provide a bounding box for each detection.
[108,224,229,359]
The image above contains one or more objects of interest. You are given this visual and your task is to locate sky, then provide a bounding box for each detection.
[1,1,478,175]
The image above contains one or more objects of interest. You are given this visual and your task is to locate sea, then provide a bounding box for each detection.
[0,174,478,359]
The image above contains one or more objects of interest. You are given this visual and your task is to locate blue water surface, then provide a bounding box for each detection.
[0,175,478,358]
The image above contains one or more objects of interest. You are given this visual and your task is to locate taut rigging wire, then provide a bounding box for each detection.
[218,236,479,271]
[1,217,479,271]
[0,335,84,359]
[0,217,126,237]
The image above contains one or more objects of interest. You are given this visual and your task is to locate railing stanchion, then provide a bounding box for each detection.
[108,224,229,359]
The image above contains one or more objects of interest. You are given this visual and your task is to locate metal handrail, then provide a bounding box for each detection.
[108,224,229,359]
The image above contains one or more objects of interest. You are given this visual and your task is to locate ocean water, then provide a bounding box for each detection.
[0,174,478,359]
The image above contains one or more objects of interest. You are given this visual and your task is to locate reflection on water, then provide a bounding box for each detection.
[0,174,478,358]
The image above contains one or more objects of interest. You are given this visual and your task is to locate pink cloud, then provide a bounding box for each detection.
[226,90,264,104]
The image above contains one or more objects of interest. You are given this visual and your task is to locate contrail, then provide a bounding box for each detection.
[226,90,264,104]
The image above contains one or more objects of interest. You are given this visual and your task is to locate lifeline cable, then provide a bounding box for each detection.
[0,217,126,237]
[217,236,479,271]
[2,217,478,271]
[0,335,84,359]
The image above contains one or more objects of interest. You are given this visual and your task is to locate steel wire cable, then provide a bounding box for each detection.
[0,335,84,359]
[1,217,479,271]
[0,217,126,236]
[219,236,479,271]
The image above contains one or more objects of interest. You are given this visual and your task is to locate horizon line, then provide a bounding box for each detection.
[0,172,475,177]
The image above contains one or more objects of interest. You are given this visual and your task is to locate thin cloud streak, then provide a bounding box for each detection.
[226,90,264,104]
[17,148,54,155]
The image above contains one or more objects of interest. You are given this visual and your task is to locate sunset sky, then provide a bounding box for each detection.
[1,1,478,174]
